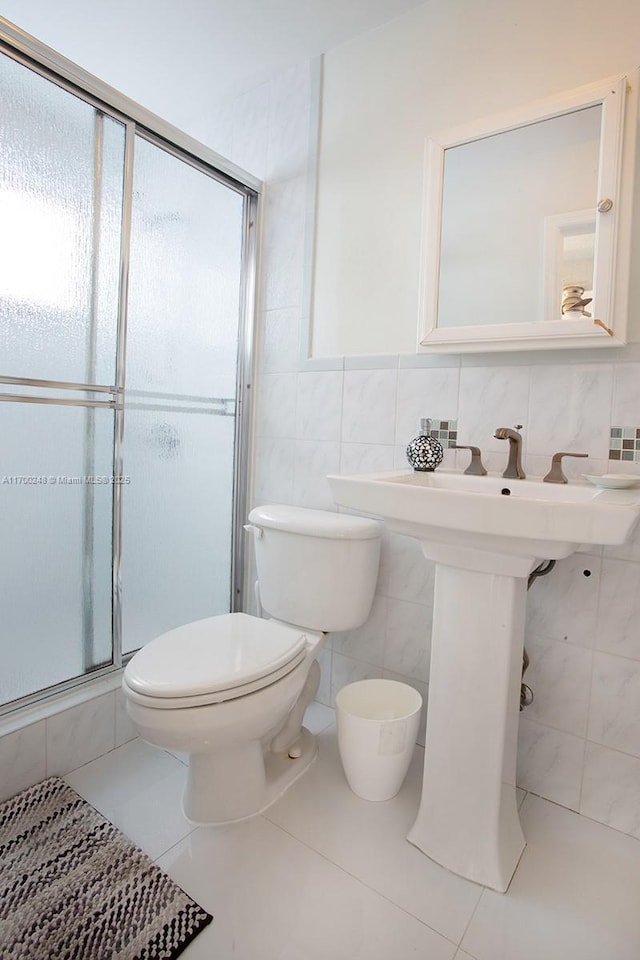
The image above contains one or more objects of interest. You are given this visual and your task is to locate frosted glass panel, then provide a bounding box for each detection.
[126,136,244,399]
[121,137,245,653]
[121,410,235,652]
[0,402,114,704]
[0,51,125,384]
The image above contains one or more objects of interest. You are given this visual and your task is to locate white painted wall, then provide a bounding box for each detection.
[311,0,640,355]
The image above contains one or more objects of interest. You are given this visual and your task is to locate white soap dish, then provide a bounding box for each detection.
[584,474,640,489]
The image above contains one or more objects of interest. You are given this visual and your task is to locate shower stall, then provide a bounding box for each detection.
[0,27,258,714]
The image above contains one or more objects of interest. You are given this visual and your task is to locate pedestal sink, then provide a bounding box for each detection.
[327,469,640,892]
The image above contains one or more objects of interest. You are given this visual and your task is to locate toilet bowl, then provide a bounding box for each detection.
[123,614,324,822]
[123,505,382,824]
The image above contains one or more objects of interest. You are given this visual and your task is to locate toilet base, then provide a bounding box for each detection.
[182,727,318,826]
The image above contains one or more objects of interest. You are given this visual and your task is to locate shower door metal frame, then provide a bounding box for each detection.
[0,18,260,716]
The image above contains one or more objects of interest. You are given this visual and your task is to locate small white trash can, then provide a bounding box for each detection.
[335,679,422,802]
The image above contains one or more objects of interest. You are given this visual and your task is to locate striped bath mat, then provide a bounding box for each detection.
[0,776,212,959]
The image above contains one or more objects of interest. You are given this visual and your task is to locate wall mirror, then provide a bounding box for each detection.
[419,71,638,353]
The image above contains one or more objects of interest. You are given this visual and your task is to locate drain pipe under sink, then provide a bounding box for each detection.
[521,559,556,711]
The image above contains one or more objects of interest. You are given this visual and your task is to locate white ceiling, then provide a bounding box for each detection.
[2,0,427,106]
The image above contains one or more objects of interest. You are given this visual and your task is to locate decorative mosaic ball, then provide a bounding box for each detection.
[406,434,444,472]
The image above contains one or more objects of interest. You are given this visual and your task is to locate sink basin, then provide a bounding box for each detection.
[328,469,640,560]
[327,468,640,893]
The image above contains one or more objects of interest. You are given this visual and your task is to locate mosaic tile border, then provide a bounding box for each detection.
[609,426,640,462]
[427,419,458,448]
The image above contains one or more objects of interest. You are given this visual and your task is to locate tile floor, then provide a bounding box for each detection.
[64,702,640,960]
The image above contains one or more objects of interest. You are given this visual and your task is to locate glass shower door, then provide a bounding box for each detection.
[0,38,256,712]
[120,135,245,653]
[0,51,125,705]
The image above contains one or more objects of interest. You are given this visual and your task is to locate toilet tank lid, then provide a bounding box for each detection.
[248,505,382,540]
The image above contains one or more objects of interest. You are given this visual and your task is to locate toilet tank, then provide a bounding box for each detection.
[247,505,382,633]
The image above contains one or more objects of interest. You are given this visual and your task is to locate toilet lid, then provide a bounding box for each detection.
[124,613,308,700]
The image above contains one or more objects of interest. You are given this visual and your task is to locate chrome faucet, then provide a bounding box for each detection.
[494,425,525,479]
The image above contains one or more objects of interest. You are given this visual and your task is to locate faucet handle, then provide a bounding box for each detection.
[452,444,487,476]
[543,451,589,484]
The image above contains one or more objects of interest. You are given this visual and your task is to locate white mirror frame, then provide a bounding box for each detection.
[418,71,638,353]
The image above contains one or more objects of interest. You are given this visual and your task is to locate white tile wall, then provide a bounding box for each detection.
[46,692,116,777]
[230,83,270,180]
[266,63,311,184]
[523,636,592,738]
[516,717,584,810]
[378,531,435,606]
[261,176,308,311]
[0,692,118,801]
[341,369,398,444]
[612,363,640,425]
[596,559,640,658]
[260,306,301,373]
[292,439,341,510]
[315,648,332,706]
[395,366,460,441]
[339,442,395,474]
[256,372,297,438]
[581,742,640,838]
[527,364,614,459]
[253,437,296,502]
[383,599,432,682]
[295,371,343,441]
[587,653,640,758]
[0,720,46,802]
[458,365,530,456]
[525,552,602,649]
[331,595,387,666]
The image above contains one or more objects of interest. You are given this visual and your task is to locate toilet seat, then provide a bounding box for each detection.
[124,613,309,708]
[123,651,308,709]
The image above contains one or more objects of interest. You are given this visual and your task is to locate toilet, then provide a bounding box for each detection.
[122,504,382,824]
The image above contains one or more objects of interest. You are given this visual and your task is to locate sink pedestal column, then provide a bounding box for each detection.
[407,543,536,892]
